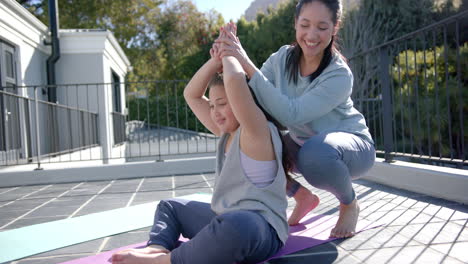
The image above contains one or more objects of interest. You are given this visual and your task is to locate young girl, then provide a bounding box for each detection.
[216,0,376,238]
[110,29,290,264]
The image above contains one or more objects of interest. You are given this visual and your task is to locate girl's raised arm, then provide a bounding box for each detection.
[222,55,270,140]
[183,56,222,136]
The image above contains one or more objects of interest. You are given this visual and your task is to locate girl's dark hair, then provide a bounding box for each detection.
[207,72,224,88]
[286,0,345,84]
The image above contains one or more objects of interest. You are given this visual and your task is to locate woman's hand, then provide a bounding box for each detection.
[215,23,257,78]
[209,42,223,73]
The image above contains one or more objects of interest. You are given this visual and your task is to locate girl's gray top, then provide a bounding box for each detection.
[211,122,289,244]
[248,45,374,146]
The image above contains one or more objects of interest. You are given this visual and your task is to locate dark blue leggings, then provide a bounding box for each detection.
[147,199,283,264]
[285,131,375,204]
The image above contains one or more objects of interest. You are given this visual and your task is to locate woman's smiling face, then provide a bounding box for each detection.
[295,1,336,61]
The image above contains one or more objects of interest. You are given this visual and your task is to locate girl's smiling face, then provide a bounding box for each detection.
[209,85,239,134]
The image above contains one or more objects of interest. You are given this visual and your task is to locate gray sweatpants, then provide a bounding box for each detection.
[147,198,283,264]
[285,131,375,204]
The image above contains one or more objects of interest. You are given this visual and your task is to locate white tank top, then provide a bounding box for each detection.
[240,150,278,188]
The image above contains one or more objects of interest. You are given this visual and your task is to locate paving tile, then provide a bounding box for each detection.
[429,221,468,244]
[24,183,80,200]
[5,215,66,229]
[30,238,105,257]
[365,208,435,227]
[49,196,94,206]
[430,241,468,263]
[12,254,92,264]
[102,179,142,194]
[175,175,210,189]
[64,182,112,196]
[102,230,149,251]
[408,245,465,264]
[73,202,129,216]
[0,186,19,194]
[0,186,49,203]
[0,198,52,212]
[340,225,422,251]
[138,177,173,192]
[26,205,81,218]
[0,209,32,220]
[389,222,465,246]
[130,190,173,205]
[89,196,134,208]
[1,175,465,264]
[360,199,402,214]
[174,187,212,196]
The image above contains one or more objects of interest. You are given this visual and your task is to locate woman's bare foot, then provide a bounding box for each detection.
[288,186,320,226]
[111,250,171,264]
[330,198,360,238]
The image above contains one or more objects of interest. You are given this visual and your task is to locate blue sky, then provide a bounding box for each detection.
[192,0,254,22]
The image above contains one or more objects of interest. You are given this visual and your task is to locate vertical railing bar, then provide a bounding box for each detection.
[413,38,422,157]
[455,19,464,164]
[185,81,189,153]
[109,83,114,160]
[422,33,432,159]
[397,45,404,156]
[137,88,142,158]
[156,82,161,161]
[46,94,52,164]
[443,26,454,160]
[34,86,42,170]
[404,42,412,154]
[86,84,92,160]
[174,82,180,154]
[96,84,101,160]
[380,47,394,162]
[128,85,133,159]
[67,85,73,162]
[125,84,130,160]
[165,81,170,155]
[76,84,82,161]
[196,109,199,153]
[433,30,442,160]
[391,47,398,155]
[146,83,151,157]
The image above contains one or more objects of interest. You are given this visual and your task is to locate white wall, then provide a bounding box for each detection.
[0,1,131,164]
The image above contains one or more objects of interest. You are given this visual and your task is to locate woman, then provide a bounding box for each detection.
[111,27,290,264]
[216,0,375,238]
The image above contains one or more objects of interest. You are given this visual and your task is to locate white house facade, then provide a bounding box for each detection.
[0,0,131,166]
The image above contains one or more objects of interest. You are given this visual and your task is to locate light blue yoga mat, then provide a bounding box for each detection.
[0,193,212,263]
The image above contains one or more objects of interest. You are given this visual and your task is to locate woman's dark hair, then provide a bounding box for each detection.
[286,0,345,84]
[248,86,294,181]
[208,73,294,180]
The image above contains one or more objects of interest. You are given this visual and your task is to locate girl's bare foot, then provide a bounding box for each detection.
[111,250,171,264]
[116,245,169,256]
[288,186,320,226]
[330,198,360,238]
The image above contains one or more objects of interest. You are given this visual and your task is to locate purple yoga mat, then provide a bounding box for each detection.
[59,213,381,264]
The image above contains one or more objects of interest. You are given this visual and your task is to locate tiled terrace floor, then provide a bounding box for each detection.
[0,173,467,264]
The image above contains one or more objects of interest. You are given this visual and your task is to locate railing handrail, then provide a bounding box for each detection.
[0,80,189,89]
[0,89,98,115]
[349,9,468,60]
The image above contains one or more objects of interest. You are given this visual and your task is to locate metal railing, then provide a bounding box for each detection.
[349,10,467,167]
[0,81,218,168]
[0,86,99,167]
[0,12,466,169]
